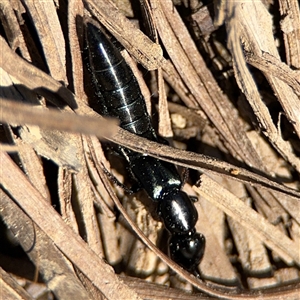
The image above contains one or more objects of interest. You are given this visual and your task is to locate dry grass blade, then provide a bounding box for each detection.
[0,267,33,300]
[278,0,300,69]
[111,129,300,199]
[151,0,263,167]
[20,1,67,82]
[0,151,142,300]
[0,35,76,109]
[0,98,118,139]
[86,0,163,70]
[194,175,300,265]
[245,52,300,95]
[226,1,300,171]
[0,190,91,299]
[68,0,86,99]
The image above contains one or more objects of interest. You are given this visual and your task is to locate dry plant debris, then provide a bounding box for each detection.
[0,0,299,299]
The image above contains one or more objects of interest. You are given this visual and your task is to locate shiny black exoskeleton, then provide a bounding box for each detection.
[86,22,205,273]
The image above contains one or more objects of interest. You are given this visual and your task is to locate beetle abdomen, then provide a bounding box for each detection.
[86,23,156,138]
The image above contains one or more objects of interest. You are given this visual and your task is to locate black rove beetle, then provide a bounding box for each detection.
[86,22,205,274]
